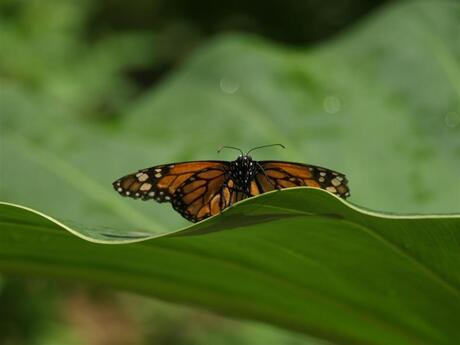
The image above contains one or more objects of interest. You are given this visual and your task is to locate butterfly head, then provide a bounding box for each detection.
[236,154,253,165]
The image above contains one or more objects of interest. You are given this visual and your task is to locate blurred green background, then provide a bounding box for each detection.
[0,0,459,344]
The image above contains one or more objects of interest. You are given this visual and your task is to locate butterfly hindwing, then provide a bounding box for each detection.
[171,167,238,222]
[258,161,350,198]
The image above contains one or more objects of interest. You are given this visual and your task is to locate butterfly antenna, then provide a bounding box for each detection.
[246,144,285,155]
[217,146,244,155]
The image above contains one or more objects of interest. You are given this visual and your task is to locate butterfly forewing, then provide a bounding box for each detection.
[113,161,229,203]
[258,161,350,198]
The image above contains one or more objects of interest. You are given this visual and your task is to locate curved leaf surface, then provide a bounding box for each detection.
[1,188,459,345]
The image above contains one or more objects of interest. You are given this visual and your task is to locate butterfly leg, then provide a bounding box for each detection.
[229,189,243,207]
[227,187,234,208]
[228,188,246,207]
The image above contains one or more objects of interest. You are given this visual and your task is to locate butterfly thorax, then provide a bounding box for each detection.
[228,155,260,195]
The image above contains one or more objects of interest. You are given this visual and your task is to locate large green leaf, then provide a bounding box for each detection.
[1,189,459,345]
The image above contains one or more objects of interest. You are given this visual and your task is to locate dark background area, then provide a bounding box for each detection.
[90,0,390,89]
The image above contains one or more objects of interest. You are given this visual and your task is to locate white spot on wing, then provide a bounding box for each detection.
[140,183,152,191]
[326,186,337,193]
[331,178,341,187]
[137,173,149,182]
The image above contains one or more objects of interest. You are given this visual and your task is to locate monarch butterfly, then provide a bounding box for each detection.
[112,144,350,223]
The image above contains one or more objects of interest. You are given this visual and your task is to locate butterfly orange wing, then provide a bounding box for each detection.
[113,161,228,203]
[254,161,350,198]
[171,175,246,223]
[114,159,350,223]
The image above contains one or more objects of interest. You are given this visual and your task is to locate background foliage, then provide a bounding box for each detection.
[1,0,459,344]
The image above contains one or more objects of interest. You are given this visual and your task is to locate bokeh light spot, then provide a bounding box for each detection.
[219,78,240,94]
[323,95,341,114]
